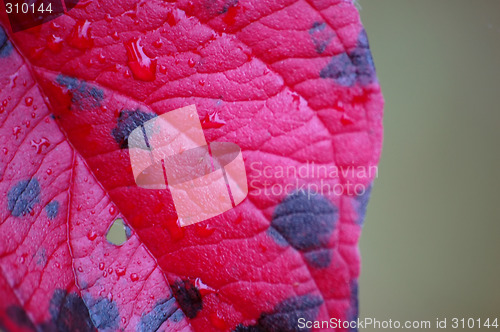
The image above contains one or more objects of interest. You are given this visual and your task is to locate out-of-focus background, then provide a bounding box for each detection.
[359,1,500,330]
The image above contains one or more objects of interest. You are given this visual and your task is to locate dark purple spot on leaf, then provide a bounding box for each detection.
[170,310,185,323]
[56,75,104,111]
[346,280,359,332]
[270,190,337,248]
[320,30,376,86]
[353,184,372,226]
[0,26,13,58]
[8,178,41,217]
[111,110,157,149]
[6,306,36,329]
[309,22,334,54]
[234,294,323,332]
[303,248,332,269]
[45,201,60,220]
[47,289,95,332]
[137,297,177,332]
[86,296,119,330]
[171,279,202,319]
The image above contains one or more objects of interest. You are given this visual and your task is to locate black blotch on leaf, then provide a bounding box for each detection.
[6,306,36,329]
[137,297,177,332]
[86,297,119,330]
[56,75,104,110]
[45,200,60,220]
[171,279,203,319]
[309,22,334,54]
[270,191,337,268]
[0,26,13,58]
[234,294,323,332]
[7,178,41,217]
[111,110,157,149]
[320,29,376,86]
[45,289,95,332]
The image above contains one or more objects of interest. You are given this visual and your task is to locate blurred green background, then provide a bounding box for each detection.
[358,0,500,330]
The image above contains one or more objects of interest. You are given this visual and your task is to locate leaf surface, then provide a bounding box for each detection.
[0,0,383,331]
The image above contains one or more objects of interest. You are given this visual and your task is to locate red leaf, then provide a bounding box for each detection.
[0,0,383,331]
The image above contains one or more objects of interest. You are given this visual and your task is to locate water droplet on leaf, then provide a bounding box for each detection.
[201,111,226,129]
[69,20,94,49]
[30,137,50,154]
[125,38,157,81]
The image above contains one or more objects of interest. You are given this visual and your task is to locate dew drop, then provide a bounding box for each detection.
[25,97,33,106]
[47,35,63,53]
[31,112,36,118]
[198,79,205,86]
[50,21,60,30]
[2,99,7,106]
[103,271,107,277]
[209,312,227,330]
[166,219,185,242]
[130,273,139,281]
[69,20,94,50]
[11,75,18,88]
[159,65,167,74]
[292,93,300,106]
[195,223,215,238]
[109,206,116,215]
[13,126,21,139]
[152,39,163,48]
[121,317,126,325]
[107,267,113,274]
[2,148,8,155]
[112,31,119,40]
[335,100,345,112]
[340,114,354,125]
[29,46,45,60]
[46,168,52,175]
[166,10,177,26]
[201,111,226,129]
[98,52,106,64]
[77,266,83,272]
[90,209,95,215]
[30,137,50,154]
[0,106,4,113]
[87,230,97,241]
[99,262,105,270]
[194,277,216,296]
[125,38,157,81]
[115,267,126,277]
[188,58,196,68]
[19,256,25,264]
